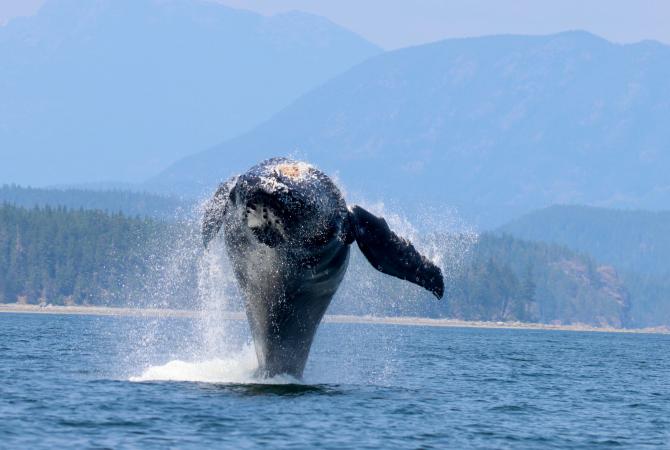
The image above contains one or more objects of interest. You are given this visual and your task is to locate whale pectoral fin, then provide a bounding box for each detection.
[349,205,445,299]
[202,176,238,248]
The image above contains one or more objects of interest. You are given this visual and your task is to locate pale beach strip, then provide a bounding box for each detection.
[0,303,668,334]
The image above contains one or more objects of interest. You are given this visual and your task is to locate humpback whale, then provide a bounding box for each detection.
[203,158,443,378]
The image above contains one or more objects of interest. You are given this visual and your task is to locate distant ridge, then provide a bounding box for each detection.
[0,185,190,219]
[150,31,670,226]
[0,0,381,186]
[498,204,670,327]
[498,204,670,275]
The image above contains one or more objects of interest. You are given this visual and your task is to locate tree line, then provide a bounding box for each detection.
[0,204,639,327]
[0,185,190,220]
[0,203,165,305]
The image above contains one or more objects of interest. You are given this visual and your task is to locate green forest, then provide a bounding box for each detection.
[0,203,665,328]
[0,185,190,220]
[335,233,630,327]
[0,204,165,305]
[499,204,670,326]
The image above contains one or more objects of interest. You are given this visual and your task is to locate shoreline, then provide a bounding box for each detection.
[1,303,668,335]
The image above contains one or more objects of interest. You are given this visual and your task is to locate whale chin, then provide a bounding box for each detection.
[243,241,351,379]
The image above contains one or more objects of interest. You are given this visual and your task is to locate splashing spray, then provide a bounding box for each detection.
[127,174,478,385]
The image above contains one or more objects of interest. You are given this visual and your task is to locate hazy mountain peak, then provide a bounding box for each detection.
[0,0,381,187]
[150,31,670,226]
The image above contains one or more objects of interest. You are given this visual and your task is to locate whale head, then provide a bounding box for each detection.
[204,158,349,251]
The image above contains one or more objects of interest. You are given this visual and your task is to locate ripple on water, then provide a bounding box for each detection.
[2,315,670,449]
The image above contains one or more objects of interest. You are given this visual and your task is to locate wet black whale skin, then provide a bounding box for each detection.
[203,158,444,378]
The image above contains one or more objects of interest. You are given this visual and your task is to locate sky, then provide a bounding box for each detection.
[1,0,669,49]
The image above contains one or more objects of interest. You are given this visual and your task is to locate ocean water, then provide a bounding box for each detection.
[1,313,669,449]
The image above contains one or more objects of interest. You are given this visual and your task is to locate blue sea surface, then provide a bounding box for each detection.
[1,312,669,449]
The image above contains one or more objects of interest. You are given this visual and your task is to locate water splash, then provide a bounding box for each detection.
[125,200,258,384]
[129,345,257,383]
[124,181,478,385]
[360,200,479,281]
[333,196,479,317]
[194,237,245,359]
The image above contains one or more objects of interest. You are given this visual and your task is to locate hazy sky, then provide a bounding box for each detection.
[1,0,669,49]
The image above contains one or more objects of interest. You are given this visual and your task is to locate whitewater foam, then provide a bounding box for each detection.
[129,346,299,384]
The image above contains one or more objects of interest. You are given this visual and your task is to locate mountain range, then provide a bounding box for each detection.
[0,0,380,186]
[151,31,670,227]
[5,1,669,229]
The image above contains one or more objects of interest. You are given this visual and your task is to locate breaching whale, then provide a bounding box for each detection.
[202,158,444,378]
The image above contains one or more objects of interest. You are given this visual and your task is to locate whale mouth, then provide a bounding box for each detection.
[245,201,287,247]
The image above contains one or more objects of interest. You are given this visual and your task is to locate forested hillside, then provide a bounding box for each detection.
[0,204,172,305]
[335,234,630,327]
[0,205,640,327]
[0,185,191,219]
[499,205,670,274]
[499,204,670,326]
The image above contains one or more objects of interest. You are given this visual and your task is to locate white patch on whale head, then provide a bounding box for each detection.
[275,161,312,180]
[256,161,315,194]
